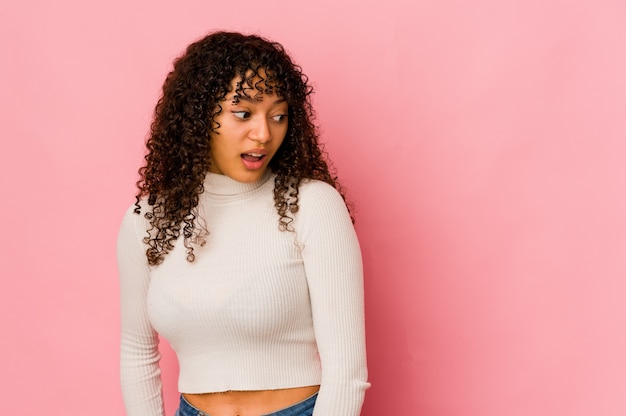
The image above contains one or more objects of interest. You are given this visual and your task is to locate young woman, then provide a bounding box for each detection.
[117,31,369,416]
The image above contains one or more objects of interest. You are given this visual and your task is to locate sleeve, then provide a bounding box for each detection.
[117,204,166,416]
[295,182,371,416]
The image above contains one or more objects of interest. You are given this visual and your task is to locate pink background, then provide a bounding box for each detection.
[2,0,625,414]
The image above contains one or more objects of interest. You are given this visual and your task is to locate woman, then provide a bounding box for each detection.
[117,31,369,416]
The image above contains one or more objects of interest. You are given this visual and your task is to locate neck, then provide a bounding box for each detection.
[202,170,273,196]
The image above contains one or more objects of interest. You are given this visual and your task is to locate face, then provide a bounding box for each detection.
[208,76,288,183]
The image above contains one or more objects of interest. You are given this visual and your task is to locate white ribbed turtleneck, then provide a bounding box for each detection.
[117,173,369,416]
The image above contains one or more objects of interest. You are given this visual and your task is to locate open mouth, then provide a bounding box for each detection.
[241,153,265,162]
[240,152,268,171]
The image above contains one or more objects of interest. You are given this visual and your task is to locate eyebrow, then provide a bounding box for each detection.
[234,95,286,105]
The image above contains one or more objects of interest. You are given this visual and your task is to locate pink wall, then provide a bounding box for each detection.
[2,0,625,414]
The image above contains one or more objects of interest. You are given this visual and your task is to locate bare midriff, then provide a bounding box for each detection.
[182,385,320,416]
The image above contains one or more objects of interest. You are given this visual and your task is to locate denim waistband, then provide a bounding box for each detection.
[175,392,318,416]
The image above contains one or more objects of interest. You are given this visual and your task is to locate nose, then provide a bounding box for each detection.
[249,116,271,143]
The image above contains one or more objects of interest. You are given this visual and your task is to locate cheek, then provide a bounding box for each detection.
[209,137,227,159]
[273,134,287,151]
[275,125,288,143]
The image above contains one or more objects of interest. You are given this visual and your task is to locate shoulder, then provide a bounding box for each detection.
[117,200,151,250]
[297,179,348,211]
[292,180,360,257]
[119,198,150,228]
[294,180,353,233]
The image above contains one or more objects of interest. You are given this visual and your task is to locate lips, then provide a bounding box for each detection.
[241,152,265,162]
[240,149,268,170]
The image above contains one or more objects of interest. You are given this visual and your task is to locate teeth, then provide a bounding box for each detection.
[247,153,263,157]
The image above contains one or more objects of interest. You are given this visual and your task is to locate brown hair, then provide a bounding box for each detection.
[135,31,348,265]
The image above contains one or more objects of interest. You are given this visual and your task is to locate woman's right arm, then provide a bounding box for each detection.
[117,204,166,416]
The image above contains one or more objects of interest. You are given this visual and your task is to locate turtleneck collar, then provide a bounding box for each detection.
[202,170,274,196]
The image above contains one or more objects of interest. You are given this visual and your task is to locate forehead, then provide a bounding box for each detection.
[229,70,284,102]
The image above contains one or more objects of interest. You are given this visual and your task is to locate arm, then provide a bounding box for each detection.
[117,204,166,416]
[296,182,371,416]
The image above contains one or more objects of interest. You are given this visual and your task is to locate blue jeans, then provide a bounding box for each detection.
[174,393,318,416]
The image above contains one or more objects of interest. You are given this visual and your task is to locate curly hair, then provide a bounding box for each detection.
[135,31,349,265]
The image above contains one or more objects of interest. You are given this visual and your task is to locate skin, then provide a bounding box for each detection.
[208,77,288,183]
[183,76,321,414]
[183,386,321,416]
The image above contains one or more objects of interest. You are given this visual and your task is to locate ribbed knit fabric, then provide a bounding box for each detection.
[117,171,369,416]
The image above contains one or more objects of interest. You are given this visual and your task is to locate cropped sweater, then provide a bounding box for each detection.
[117,171,370,416]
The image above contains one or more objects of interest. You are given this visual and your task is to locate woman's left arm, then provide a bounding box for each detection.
[296,181,371,416]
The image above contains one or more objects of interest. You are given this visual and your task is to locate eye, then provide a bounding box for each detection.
[232,111,251,120]
[271,114,288,122]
